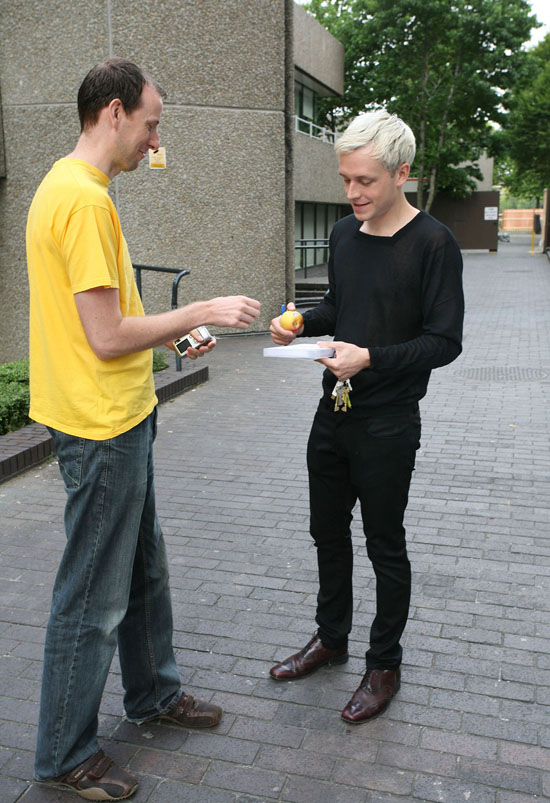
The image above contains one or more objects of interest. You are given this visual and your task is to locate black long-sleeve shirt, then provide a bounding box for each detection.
[302,210,465,412]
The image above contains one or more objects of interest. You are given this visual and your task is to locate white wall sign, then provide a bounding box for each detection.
[484,207,498,221]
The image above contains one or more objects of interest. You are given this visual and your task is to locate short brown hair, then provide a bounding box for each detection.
[77,57,166,131]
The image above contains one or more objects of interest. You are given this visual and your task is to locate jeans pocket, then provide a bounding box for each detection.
[48,428,85,489]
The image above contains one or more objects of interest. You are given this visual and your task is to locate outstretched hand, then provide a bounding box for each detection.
[207,296,261,329]
[316,341,370,380]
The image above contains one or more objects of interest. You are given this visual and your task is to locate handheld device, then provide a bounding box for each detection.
[173,326,213,357]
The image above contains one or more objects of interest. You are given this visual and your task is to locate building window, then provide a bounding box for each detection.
[295,202,349,272]
[295,80,317,134]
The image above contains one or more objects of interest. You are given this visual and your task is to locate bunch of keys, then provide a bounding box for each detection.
[331,379,352,412]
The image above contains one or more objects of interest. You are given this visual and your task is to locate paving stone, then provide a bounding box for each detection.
[301,728,378,761]
[209,691,280,721]
[499,698,550,726]
[147,779,237,803]
[375,742,457,776]
[0,776,30,803]
[1,749,34,783]
[465,675,535,702]
[0,721,37,752]
[182,730,259,764]
[332,757,414,795]
[129,748,209,783]
[420,728,498,760]
[497,792,548,803]
[458,757,541,796]
[203,760,285,798]
[461,713,538,745]
[282,774,368,803]
[111,720,188,751]
[256,743,334,780]
[388,700,462,731]
[412,774,497,802]
[229,716,305,749]
[0,698,39,726]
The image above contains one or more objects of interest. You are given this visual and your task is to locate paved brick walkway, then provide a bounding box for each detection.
[1,237,549,802]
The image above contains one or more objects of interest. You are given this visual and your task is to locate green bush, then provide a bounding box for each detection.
[152,349,169,372]
[0,360,31,435]
[0,359,30,385]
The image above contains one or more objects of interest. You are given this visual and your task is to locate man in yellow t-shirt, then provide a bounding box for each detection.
[27,58,261,802]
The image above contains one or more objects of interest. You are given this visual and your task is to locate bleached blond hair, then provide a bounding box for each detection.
[335,110,416,173]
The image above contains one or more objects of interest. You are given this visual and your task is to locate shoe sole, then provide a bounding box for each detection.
[270,653,349,681]
[37,779,138,801]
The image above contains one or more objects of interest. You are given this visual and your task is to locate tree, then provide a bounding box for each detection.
[493,34,550,205]
[305,0,536,211]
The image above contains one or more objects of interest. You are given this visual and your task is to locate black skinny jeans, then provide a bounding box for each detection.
[307,404,421,670]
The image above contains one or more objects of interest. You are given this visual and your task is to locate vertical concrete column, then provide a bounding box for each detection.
[284,0,295,306]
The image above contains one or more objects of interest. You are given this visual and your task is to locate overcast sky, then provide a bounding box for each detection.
[528,0,550,46]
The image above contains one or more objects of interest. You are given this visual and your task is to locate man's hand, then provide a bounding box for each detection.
[269,302,304,345]
[186,331,217,361]
[164,332,216,360]
[316,341,370,380]
[206,296,261,329]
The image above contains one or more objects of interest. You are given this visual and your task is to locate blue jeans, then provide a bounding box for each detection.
[35,410,181,780]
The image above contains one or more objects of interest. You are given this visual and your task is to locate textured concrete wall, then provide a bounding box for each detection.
[0,85,6,179]
[0,0,292,362]
[0,0,107,363]
[117,108,287,317]
[293,3,344,95]
[293,131,347,205]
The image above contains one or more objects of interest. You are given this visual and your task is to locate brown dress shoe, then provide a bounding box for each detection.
[270,633,348,680]
[341,668,400,723]
[44,749,138,800]
[155,691,223,728]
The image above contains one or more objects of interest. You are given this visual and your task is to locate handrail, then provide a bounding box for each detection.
[294,238,330,278]
[133,264,191,371]
[294,116,336,144]
[295,238,329,247]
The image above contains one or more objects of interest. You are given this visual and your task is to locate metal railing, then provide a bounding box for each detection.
[295,238,329,278]
[133,264,190,371]
[294,116,336,144]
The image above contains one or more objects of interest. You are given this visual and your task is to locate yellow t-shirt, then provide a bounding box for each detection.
[26,158,157,439]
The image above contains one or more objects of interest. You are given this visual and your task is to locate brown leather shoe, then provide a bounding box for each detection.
[44,749,138,800]
[270,633,348,680]
[155,691,222,728]
[341,668,400,723]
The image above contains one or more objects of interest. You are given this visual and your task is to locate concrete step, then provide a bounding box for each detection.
[295,281,328,307]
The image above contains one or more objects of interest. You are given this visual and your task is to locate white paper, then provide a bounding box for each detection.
[263,344,335,359]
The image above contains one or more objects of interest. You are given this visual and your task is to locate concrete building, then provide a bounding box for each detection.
[0,1,345,363]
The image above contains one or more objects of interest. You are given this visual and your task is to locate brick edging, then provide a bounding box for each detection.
[0,365,208,484]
